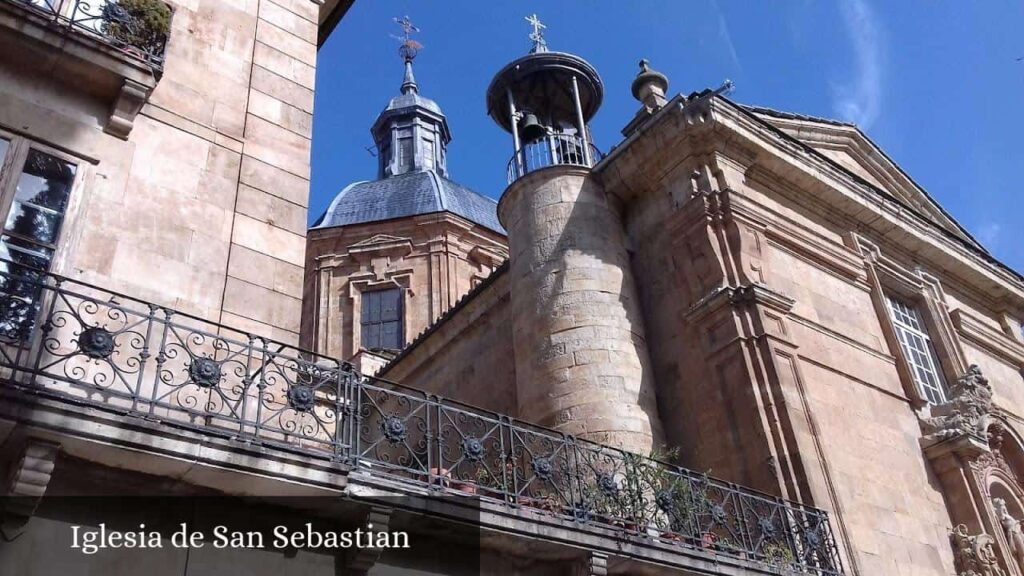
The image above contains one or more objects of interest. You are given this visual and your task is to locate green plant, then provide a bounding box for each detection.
[762,541,796,568]
[101,0,172,53]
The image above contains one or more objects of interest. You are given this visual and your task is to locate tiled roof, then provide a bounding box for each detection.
[312,170,505,235]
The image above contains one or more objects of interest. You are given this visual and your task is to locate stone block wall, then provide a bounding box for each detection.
[0,0,320,344]
[301,213,507,360]
[498,167,664,455]
[380,268,516,414]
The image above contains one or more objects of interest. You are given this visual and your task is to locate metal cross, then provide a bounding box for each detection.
[525,14,547,51]
[392,15,422,61]
[393,15,419,41]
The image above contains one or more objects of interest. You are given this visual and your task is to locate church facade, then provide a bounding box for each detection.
[0,3,1022,576]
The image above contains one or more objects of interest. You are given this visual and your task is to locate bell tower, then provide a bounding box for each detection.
[486,16,664,454]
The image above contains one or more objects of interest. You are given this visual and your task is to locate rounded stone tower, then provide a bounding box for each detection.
[486,22,663,454]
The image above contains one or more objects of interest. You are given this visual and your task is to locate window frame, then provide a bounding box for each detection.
[855,234,968,407]
[0,128,83,270]
[885,293,949,405]
[0,128,86,343]
[359,286,404,352]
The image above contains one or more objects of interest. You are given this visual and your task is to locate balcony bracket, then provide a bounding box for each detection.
[343,505,393,574]
[574,551,609,576]
[0,438,60,540]
[105,79,152,140]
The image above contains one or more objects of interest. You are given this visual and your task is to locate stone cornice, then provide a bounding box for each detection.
[749,112,976,247]
[685,282,795,324]
[951,308,1024,368]
[596,93,1024,310]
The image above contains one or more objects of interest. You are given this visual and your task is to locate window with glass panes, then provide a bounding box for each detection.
[360,288,403,351]
[0,133,78,340]
[885,295,948,404]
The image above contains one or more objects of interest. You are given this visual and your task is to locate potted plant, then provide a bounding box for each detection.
[762,541,796,570]
[101,0,172,57]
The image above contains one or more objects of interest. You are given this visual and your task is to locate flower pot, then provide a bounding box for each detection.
[430,467,451,489]
[453,482,477,495]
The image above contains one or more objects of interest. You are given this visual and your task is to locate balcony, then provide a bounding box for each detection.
[0,262,843,575]
[507,133,603,184]
[2,0,169,66]
[0,0,172,137]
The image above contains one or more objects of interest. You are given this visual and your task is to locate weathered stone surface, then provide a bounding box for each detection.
[0,0,314,343]
[499,168,664,455]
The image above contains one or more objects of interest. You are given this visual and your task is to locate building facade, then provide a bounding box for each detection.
[0,4,1022,576]
[381,40,1024,576]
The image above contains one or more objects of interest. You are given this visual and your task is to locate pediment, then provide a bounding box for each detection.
[346,234,414,259]
[749,109,981,250]
[349,234,411,248]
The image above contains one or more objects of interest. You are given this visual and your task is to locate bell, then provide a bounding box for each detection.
[518,113,547,142]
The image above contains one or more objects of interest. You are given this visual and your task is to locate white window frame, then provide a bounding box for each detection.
[885,294,949,405]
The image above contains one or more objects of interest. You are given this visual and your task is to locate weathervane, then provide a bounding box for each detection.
[392,15,422,62]
[525,14,547,53]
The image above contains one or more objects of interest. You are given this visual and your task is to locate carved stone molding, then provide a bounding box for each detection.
[972,424,1017,484]
[1,439,60,540]
[921,365,994,454]
[686,282,795,324]
[105,79,152,140]
[951,524,1007,576]
[344,506,392,574]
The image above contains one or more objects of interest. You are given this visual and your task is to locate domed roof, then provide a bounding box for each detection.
[312,171,504,235]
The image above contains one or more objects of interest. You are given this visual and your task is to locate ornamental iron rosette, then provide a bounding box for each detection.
[78,326,115,359]
[287,385,316,412]
[655,488,675,512]
[462,437,484,462]
[382,415,407,443]
[531,456,553,480]
[597,472,619,497]
[710,503,727,525]
[757,516,776,539]
[188,357,222,389]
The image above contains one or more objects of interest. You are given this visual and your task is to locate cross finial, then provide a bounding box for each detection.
[392,15,422,62]
[525,14,547,53]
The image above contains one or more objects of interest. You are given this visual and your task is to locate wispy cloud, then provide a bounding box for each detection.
[832,0,883,129]
[711,0,742,72]
[976,222,1002,248]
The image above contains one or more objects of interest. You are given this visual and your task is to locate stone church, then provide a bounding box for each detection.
[0,2,1023,576]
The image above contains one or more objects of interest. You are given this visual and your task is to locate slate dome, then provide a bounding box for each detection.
[313,58,504,236]
[312,171,503,234]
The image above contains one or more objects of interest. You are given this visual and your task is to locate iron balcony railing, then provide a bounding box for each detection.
[3,0,170,67]
[0,262,842,575]
[506,133,603,184]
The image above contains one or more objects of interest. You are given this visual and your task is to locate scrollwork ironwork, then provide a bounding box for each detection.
[0,260,844,575]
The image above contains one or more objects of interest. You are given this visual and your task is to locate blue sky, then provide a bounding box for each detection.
[312,1,1024,273]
